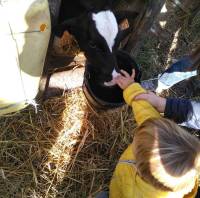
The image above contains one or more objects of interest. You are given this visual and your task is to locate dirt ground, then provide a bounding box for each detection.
[0,1,200,198]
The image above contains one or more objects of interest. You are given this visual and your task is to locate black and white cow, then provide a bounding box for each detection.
[54,0,138,86]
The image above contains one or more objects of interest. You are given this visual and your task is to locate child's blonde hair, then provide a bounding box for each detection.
[133,118,200,193]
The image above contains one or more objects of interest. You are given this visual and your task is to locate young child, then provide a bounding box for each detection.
[108,69,200,198]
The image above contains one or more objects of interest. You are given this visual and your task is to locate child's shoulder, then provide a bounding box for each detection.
[119,144,135,162]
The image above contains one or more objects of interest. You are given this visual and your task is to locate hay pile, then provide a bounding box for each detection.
[0,88,135,197]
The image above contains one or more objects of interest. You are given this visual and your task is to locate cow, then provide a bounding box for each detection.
[53,0,139,86]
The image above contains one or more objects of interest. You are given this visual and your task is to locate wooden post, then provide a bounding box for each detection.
[38,0,62,100]
[124,0,166,56]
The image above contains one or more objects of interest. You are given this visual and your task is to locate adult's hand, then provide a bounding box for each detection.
[135,92,166,113]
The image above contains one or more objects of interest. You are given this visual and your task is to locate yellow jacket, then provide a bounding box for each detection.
[109,83,198,198]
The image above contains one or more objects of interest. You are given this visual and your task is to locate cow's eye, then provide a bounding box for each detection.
[89,41,97,48]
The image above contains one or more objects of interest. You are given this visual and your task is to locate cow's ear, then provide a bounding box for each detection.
[53,17,79,37]
[114,10,139,24]
[115,28,131,48]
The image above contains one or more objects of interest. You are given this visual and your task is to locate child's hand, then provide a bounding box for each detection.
[135,92,166,113]
[114,69,135,90]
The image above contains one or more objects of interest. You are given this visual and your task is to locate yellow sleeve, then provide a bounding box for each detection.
[109,175,123,198]
[109,164,137,198]
[109,145,136,198]
[123,83,161,125]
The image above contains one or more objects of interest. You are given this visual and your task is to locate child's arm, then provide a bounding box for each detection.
[114,70,161,125]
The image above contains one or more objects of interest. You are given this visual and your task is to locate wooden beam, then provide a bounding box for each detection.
[42,66,85,100]
[124,0,166,56]
[39,52,86,99]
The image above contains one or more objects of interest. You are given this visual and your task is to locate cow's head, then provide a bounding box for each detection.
[54,7,138,86]
[87,10,123,86]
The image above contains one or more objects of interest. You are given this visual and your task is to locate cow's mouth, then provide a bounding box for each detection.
[104,69,121,87]
[104,80,117,87]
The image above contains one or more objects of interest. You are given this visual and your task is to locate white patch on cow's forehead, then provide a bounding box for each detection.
[92,10,118,52]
